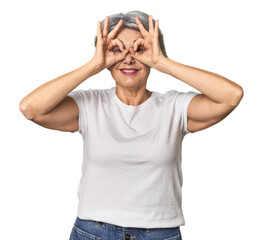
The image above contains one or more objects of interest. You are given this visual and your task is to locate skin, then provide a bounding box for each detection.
[19,14,244,134]
[92,17,153,106]
[96,15,244,132]
[109,28,152,106]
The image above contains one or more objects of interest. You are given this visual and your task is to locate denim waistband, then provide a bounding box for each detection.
[74,216,182,237]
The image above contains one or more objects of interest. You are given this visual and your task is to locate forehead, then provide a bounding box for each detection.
[115,28,142,43]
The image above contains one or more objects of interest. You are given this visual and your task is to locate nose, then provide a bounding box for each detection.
[123,51,135,65]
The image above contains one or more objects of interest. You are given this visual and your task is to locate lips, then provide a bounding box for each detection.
[119,68,139,75]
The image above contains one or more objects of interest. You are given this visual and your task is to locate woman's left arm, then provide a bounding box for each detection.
[131,15,244,133]
[155,57,244,133]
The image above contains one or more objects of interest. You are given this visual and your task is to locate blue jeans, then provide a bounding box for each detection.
[69,216,182,240]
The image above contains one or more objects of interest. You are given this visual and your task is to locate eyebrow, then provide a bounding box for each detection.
[116,38,139,44]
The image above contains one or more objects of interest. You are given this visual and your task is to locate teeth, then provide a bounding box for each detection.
[121,69,137,72]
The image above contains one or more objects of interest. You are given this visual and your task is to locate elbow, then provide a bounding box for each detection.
[19,100,35,120]
[228,86,244,107]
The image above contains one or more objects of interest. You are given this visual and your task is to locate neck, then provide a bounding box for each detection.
[115,87,152,106]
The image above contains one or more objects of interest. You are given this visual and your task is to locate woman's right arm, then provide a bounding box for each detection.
[19,61,100,132]
[19,16,128,132]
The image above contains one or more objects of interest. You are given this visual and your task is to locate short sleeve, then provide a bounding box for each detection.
[169,90,199,136]
[180,91,199,135]
[67,89,91,134]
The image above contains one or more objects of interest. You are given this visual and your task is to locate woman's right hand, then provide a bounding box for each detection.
[90,16,129,73]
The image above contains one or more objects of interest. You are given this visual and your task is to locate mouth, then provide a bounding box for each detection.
[119,68,140,75]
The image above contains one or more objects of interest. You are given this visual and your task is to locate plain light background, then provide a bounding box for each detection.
[1,0,262,239]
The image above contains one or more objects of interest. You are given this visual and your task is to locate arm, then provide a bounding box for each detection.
[19,61,100,132]
[19,61,100,120]
[155,58,244,132]
[131,15,244,133]
[19,16,128,132]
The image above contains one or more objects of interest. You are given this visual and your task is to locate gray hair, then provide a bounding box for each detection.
[94,10,167,58]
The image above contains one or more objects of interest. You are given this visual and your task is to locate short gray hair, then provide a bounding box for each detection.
[94,10,167,58]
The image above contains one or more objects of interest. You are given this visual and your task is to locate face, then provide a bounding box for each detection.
[109,28,150,89]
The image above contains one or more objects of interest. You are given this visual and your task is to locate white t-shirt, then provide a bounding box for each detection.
[68,86,198,228]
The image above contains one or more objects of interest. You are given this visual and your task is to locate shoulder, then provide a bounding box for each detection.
[68,87,112,98]
[163,89,198,103]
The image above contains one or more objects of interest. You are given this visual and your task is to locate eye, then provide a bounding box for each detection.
[137,46,145,53]
[113,48,121,53]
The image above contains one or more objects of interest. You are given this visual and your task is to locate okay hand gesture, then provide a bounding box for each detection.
[130,15,166,68]
[91,16,129,73]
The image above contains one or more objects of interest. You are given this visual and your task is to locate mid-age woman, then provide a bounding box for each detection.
[19,10,243,240]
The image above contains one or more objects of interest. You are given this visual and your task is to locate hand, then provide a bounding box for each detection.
[130,15,165,68]
[91,16,129,73]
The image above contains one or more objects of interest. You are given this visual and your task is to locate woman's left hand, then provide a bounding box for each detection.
[130,15,165,68]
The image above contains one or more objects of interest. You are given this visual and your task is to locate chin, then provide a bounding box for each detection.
[116,80,140,89]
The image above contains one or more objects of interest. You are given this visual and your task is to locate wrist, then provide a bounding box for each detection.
[152,55,169,73]
[88,58,105,76]
[79,60,103,78]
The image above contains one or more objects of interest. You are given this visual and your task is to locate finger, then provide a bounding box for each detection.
[155,19,159,38]
[130,50,142,62]
[135,16,148,38]
[110,39,125,51]
[108,49,129,68]
[116,49,129,61]
[108,19,123,39]
[133,38,145,51]
[102,16,109,37]
[149,15,154,34]
[128,46,135,55]
[97,21,102,42]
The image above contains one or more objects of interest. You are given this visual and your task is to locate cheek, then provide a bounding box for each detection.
[142,67,150,77]
[109,63,121,76]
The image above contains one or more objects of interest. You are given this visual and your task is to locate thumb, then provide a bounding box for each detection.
[117,49,129,61]
[129,47,142,61]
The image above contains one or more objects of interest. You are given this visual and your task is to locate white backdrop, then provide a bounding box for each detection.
[1,0,262,239]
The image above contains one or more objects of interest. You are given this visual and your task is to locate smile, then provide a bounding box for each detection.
[120,68,139,75]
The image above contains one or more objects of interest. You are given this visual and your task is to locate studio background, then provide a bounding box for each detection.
[1,0,262,239]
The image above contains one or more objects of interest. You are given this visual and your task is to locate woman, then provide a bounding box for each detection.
[19,10,243,240]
